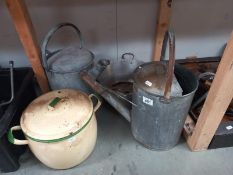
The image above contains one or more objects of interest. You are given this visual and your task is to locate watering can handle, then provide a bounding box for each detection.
[161,30,175,100]
[41,22,84,70]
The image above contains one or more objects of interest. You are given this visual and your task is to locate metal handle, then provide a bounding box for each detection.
[89,94,102,112]
[0,61,14,107]
[190,72,215,120]
[8,126,29,145]
[121,53,135,62]
[41,22,84,70]
[161,29,176,100]
[107,89,137,107]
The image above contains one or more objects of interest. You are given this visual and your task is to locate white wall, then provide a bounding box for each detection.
[172,0,233,59]
[0,0,233,67]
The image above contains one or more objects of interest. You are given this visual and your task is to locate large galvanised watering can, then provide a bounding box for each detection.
[80,30,198,150]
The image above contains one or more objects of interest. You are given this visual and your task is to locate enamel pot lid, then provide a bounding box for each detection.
[20,89,94,143]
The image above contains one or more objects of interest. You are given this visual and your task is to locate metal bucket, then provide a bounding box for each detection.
[81,30,198,150]
[81,63,198,150]
[130,30,198,150]
[41,23,94,92]
[131,63,198,150]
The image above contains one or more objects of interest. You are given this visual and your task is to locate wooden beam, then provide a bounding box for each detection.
[6,0,50,93]
[187,31,233,151]
[153,0,173,61]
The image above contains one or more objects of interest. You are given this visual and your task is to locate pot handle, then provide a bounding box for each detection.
[41,22,84,70]
[161,29,176,101]
[8,126,29,145]
[89,94,102,112]
[121,53,135,63]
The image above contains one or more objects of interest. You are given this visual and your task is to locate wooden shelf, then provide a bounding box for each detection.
[5,0,233,151]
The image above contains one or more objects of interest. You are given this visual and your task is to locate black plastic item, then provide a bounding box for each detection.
[0,68,37,173]
[209,121,233,149]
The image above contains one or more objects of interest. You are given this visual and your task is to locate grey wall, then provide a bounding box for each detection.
[0,0,233,67]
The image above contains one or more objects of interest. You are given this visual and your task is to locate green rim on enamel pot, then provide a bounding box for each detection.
[19,89,97,143]
[26,111,93,143]
[8,111,94,144]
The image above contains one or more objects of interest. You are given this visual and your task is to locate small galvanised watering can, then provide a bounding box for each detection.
[41,22,95,92]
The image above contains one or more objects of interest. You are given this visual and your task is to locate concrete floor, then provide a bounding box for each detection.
[7,103,233,175]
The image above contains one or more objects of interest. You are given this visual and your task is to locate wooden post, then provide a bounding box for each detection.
[187,31,233,151]
[6,0,50,93]
[153,0,173,61]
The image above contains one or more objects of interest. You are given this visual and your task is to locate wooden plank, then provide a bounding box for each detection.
[187,31,233,151]
[153,0,173,61]
[6,0,50,93]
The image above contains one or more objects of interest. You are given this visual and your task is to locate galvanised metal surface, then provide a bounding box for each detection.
[81,30,198,150]
[133,62,183,97]
[41,23,94,92]
[80,70,132,122]
[131,64,198,150]
[97,53,143,88]
[81,63,198,150]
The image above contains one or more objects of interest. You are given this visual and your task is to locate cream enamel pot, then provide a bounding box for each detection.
[8,89,101,169]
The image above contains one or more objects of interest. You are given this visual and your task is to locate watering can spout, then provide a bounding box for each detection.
[89,59,110,79]
[80,70,131,122]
